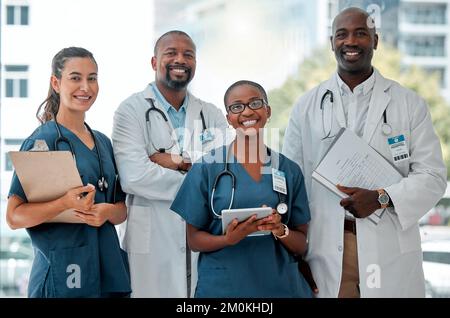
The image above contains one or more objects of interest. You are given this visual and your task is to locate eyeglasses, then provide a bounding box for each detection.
[227,99,266,114]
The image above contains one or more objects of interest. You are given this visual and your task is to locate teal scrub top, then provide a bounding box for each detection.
[170,146,313,298]
[8,121,131,298]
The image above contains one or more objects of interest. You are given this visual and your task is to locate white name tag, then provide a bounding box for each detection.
[272,169,287,195]
[388,135,409,163]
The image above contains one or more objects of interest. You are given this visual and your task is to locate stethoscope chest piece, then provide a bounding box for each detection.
[382,123,392,136]
[98,176,108,192]
[276,202,288,215]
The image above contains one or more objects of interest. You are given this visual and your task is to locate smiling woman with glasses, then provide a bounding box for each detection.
[170,80,313,298]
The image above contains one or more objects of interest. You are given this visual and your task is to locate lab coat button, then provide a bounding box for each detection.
[338,246,343,252]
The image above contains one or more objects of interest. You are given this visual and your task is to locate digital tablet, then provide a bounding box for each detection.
[221,207,273,236]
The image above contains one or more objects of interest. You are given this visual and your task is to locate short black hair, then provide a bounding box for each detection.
[153,30,195,56]
[224,80,268,106]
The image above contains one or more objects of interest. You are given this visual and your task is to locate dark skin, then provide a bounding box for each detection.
[330,8,390,217]
[149,33,197,172]
[330,7,378,91]
[188,84,318,294]
[337,185,382,218]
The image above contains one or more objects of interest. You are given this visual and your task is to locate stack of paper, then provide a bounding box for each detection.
[312,128,403,225]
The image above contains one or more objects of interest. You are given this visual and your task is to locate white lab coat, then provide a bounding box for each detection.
[283,69,447,298]
[112,83,228,297]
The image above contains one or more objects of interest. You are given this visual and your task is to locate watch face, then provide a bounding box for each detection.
[379,193,389,205]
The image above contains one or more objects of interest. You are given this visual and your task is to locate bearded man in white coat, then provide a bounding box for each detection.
[112,31,228,297]
[283,8,447,298]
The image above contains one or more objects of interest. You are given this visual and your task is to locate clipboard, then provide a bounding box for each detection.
[9,151,83,203]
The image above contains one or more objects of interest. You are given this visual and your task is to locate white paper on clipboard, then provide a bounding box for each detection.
[312,128,403,225]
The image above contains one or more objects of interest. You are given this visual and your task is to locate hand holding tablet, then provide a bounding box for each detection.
[221,207,273,236]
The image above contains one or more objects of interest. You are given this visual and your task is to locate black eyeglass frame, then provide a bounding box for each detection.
[226,98,268,114]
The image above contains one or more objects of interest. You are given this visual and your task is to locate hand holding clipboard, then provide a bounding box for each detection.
[9,150,94,223]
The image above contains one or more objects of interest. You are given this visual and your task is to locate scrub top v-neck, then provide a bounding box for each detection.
[171,146,312,298]
[9,121,131,297]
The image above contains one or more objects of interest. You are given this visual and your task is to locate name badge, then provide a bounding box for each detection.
[388,135,409,163]
[200,130,214,144]
[272,169,287,195]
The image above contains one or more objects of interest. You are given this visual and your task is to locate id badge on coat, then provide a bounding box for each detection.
[272,169,287,195]
[388,135,410,163]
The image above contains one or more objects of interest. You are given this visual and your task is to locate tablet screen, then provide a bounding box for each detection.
[221,207,272,236]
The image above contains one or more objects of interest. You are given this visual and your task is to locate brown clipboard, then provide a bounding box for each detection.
[9,151,83,203]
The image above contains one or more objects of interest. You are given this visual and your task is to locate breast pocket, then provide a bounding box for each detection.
[48,245,100,297]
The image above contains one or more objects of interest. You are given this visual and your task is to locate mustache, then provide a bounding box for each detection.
[166,64,191,72]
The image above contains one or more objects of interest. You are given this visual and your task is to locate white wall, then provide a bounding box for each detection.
[1,0,155,199]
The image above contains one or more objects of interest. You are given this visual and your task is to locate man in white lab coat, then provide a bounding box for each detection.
[112,31,228,297]
[283,8,447,297]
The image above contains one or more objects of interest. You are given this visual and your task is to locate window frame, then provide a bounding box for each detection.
[5,4,29,25]
[4,65,29,98]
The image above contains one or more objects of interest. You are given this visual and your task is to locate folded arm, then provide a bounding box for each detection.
[112,103,185,201]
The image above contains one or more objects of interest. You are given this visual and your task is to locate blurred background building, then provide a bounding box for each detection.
[335,0,450,101]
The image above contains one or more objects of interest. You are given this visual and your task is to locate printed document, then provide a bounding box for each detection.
[312,128,403,224]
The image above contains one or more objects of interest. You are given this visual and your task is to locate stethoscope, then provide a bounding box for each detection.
[210,143,288,219]
[54,117,108,194]
[145,98,206,153]
[320,89,392,138]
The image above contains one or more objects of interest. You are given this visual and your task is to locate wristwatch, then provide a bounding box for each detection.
[377,189,390,209]
[273,224,289,240]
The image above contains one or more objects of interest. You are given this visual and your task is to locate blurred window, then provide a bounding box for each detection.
[3,139,24,171]
[423,251,450,265]
[6,5,29,25]
[402,3,447,25]
[4,65,29,98]
[402,36,446,57]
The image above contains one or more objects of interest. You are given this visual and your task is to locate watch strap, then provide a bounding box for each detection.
[273,224,289,240]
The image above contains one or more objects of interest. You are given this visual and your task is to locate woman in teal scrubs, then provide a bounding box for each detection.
[6,47,131,297]
[171,80,313,298]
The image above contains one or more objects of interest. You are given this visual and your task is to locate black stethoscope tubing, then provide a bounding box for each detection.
[320,89,392,137]
[145,98,206,153]
[54,117,108,195]
[210,144,288,218]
